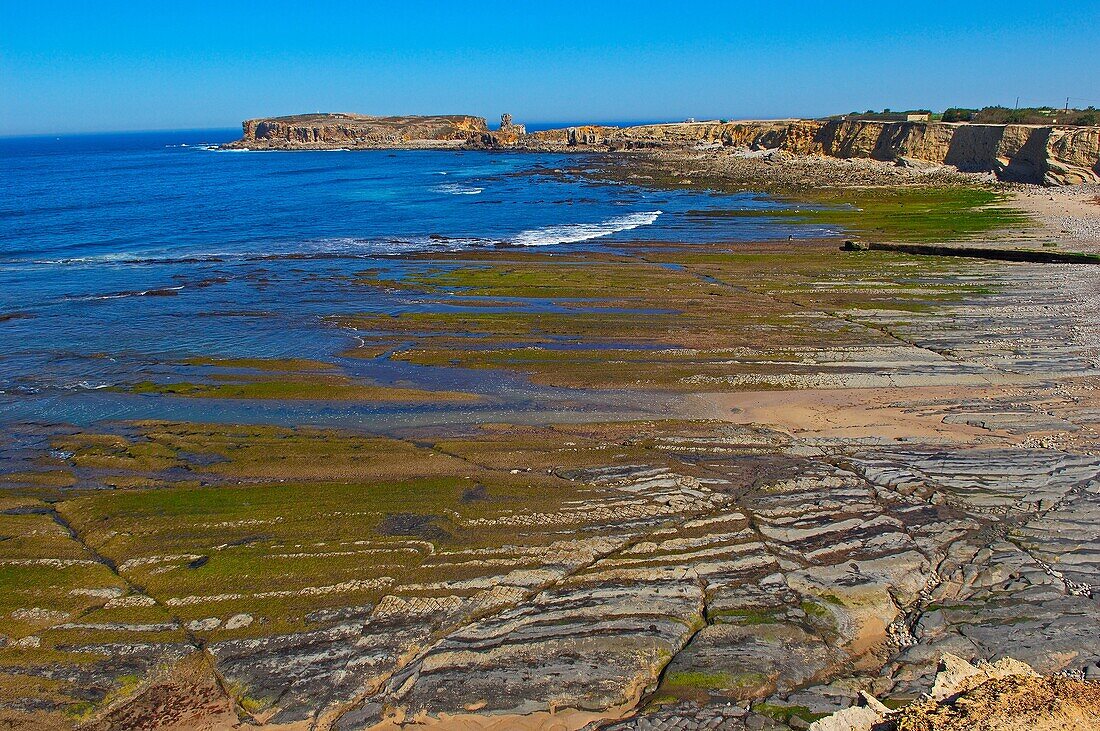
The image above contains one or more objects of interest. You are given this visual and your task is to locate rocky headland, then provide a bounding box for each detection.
[221,113,492,150]
[225,113,1100,186]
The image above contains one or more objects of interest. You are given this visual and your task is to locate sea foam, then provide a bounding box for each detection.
[512,211,662,247]
[433,183,484,195]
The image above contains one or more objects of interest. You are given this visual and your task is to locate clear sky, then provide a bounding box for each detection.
[2,0,1098,136]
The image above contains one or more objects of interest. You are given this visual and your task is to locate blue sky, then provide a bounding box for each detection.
[2,0,1098,135]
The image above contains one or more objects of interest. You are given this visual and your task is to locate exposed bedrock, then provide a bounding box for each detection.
[537,119,1100,186]
[226,113,490,150]
[225,112,1099,185]
[7,265,1099,730]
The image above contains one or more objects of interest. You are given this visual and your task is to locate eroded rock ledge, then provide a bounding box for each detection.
[225,113,1100,186]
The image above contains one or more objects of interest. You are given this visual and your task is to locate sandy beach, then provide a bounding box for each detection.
[1011,183,1100,248]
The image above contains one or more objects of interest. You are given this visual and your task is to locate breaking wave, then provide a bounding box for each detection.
[432,183,483,195]
[511,211,662,247]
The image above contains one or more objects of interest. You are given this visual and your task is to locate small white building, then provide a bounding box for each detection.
[906,113,931,122]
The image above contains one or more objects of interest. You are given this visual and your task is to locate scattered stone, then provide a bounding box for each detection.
[224,613,253,630]
[186,617,222,632]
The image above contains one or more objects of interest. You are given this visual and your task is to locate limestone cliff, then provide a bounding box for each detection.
[532,119,1100,186]
[224,113,490,150]
[225,113,1100,185]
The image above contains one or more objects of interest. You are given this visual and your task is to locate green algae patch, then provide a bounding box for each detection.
[14,417,729,650]
[711,607,785,625]
[52,471,590,634]
[123,376,478,403]
[52,422,482,486]
[181,357,337,372]
[657,669,773,704]
[337,242,998,391]
[0,470,77,488]
[658,670,737,703]
[800,599,831,619]
[360,260,690,302]
[754,702,829,724]
[695,186,1030,243]
[663,670,739,690]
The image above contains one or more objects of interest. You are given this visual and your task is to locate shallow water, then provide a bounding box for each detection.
[0,130,827,426]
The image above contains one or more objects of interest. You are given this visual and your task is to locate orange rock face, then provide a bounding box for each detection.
[531,119,1100,185]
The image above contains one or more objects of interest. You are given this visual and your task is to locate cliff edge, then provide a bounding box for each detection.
[531,119,1100,186]
[223,113,1100,186]
[222,113,490,150]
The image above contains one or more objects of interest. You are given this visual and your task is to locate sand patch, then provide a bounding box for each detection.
[688,385,1022,442]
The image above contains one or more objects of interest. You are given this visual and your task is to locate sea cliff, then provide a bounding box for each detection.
[532,119,1100,186]
[225,113,1100,186]
[222,113,490,149]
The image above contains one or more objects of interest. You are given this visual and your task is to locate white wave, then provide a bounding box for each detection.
[512,211,662,247]
[68,381,112,391]
[295,235,494,254]
[79,285,185,301]
[31,252,143,266]
[433,183,483,195]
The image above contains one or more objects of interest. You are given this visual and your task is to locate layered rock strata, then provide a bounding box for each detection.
[532,120,1100,186]
[222,113,490,150]
[225,113,1100,185]
[5,258,1100,730]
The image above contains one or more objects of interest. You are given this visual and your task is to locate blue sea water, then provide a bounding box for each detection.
[0,130,823,426]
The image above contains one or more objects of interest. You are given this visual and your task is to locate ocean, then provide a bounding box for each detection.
[0,129,820,427]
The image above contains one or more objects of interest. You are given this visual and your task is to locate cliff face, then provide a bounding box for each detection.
[225,113,1100,185]
[227,114,490,149]
[533,120,1100,186]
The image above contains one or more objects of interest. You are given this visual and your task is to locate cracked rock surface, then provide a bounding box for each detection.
[1,255,1098,730]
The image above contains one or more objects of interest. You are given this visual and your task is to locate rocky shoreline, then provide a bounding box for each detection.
[225,113,1100,187]
[4,236,1100,731]
[220,113,492,151]
[5,121,1100,731]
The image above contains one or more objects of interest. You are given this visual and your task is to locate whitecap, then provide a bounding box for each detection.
[512,211,662,247]
[75,285,185,301]
[68,381,111,391]
[32,252,143,266]
[433,183,483,196]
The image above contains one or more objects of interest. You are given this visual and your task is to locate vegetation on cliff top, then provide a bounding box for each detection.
[835,105,1099,126]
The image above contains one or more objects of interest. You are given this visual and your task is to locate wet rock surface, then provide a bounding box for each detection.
[2,253,1099,729]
